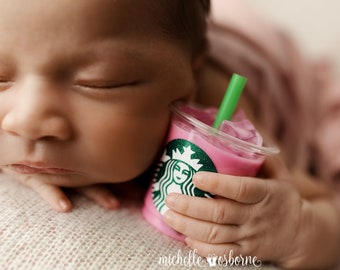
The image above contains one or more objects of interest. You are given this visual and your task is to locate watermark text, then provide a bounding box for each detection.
[158,249,262,268]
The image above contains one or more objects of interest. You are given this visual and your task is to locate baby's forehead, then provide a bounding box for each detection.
[0,0,206,64]
[74,1,179,43]
[1,1,165,32]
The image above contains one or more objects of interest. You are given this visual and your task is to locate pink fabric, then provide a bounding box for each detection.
[207,0,339,194]
[313,64,340,192]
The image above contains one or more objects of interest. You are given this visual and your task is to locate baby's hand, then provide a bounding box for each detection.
[2,167,120,212]
[163,162,303,265]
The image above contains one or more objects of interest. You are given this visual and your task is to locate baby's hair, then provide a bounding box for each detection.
[153,0,211,57]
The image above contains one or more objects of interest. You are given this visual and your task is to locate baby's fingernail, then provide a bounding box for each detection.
[185,237,193,246]
[163,210,174,223]
[59,200,70,212]
[165,194,177,207]
[193,173,205,186]
[106,197,120,209]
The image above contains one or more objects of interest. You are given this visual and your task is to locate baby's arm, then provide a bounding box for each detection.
[163,157,340,269]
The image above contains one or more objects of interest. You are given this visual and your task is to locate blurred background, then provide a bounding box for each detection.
[244,0,340,73]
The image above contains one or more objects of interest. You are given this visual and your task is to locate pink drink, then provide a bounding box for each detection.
[142,103,278,241]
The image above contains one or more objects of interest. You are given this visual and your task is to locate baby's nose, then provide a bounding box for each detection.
[1,112,71,141]
[0,78,72,141]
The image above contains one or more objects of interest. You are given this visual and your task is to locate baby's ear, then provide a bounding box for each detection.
[192,43,208,80]
[192,53,205,76]
[189,51,206,102]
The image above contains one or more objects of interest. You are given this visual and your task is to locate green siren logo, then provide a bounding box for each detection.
[153,139,217,215]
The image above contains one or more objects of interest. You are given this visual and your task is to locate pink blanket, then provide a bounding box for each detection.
[207,0,339,194]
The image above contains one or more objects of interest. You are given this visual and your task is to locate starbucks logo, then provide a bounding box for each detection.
[152,139,217,215]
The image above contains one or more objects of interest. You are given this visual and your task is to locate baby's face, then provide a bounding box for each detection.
[0,1,196,187]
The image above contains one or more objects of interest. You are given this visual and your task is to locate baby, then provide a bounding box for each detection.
[0,0,208,210]
[0,0,339,269]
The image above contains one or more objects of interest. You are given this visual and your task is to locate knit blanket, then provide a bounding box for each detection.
[0,175,279,270]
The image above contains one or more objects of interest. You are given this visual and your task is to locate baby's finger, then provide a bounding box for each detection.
[24,176,71,212]
[165,193,249,225]
[193,172,267,204]
[163,210,240,244]
[77,184,120,210]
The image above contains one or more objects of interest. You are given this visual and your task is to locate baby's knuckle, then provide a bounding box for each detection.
[235,179,249,200]
[207,225,219,243]
[212,201,227,223]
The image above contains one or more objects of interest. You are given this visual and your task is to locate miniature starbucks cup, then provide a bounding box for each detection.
[142,102,279,241]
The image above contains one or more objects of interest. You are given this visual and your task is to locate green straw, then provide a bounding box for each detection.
[213,73,247,128]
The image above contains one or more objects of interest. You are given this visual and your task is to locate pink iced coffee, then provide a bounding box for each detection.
[142,102,279,241]
[143,74,279,240]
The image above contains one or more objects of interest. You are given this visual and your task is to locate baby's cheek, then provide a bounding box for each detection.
[94,140,158,183]
[90,109,169,182]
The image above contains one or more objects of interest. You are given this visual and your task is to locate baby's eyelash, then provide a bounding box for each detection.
[0,79,14,90]
[74,80,140,90]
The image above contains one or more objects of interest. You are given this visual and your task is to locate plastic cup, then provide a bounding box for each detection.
[142,102,279,241]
